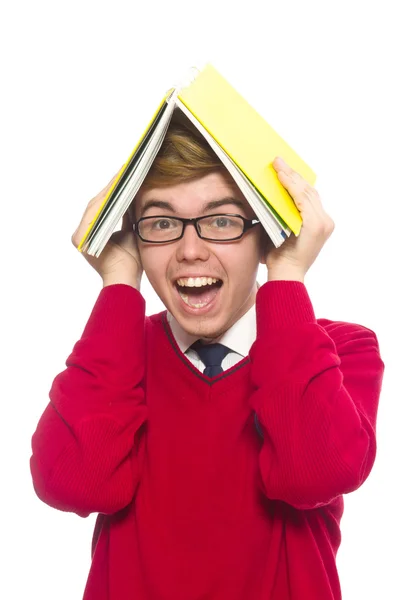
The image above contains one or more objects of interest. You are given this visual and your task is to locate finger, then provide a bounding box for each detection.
[74,196,106,242]
[273,158,312,208]
[272,156,295,176]
[273,157,323,207]
[276,169,305,208]
[276,170,322,221]
[72,166,127,248]
[100,171,121,196]
[72,174,122,247]
[97,164,125,199]
[275,160,320,206]
[278,170,334,233]
[273,158,334,234]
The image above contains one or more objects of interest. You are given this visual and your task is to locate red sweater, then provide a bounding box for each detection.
[30,282,384,600]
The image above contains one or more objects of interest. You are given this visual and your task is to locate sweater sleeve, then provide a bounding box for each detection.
[30,284,148,517]
[249,281,384,510]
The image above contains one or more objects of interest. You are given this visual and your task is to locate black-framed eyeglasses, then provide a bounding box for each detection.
[133,213,260,243]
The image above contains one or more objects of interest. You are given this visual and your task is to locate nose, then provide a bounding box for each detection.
[175,223,211,263]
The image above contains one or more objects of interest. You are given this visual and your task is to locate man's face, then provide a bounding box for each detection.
[135,170,265,339]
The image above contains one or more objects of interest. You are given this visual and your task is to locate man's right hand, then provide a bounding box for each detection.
[71,172,143,289]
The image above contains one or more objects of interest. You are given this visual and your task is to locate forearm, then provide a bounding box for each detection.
[30,284,148,515]
[251,281,384,509]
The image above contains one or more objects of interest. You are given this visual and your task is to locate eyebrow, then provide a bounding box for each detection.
[140,197,246,216]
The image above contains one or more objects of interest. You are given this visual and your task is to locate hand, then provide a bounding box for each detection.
[71,171,143,289]
[265,157,335,282]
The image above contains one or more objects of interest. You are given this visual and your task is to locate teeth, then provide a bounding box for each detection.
[177,277,219,287]
[178,291,210,308]
[176,276,221,309]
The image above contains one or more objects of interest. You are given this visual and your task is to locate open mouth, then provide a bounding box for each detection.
[175,277,223,309]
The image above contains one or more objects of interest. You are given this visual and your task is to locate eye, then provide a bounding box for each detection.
[211,216,233,228]
[151,218,178,230]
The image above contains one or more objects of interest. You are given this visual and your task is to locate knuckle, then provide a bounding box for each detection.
[326,218,335,234]
[303,183,316,197]
[312,224,323,237]
[316,217,334,237]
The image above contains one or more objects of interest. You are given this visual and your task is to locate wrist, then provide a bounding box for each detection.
[266,268,305,283]
[102,273,141,290]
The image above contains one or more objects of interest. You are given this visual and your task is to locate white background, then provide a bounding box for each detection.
[1,0,395,598]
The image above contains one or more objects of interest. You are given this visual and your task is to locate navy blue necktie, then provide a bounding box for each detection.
[191,341,231,377]
[192,340,264,437]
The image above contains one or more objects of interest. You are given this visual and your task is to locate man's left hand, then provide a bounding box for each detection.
[265,157,335,282]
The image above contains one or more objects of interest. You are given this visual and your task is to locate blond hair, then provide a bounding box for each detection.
[141,112,223,189]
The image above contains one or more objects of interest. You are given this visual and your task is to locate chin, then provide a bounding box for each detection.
[177,311,230,340]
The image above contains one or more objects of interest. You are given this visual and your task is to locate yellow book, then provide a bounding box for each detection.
[79,66,315,257]
[177,65,315,236]
[77,89,175,252]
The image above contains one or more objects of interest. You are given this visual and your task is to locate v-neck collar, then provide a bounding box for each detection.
[166,303,257,358]
[160,312,250,386]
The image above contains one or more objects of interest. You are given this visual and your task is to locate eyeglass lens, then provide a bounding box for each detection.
[138,215,245,242]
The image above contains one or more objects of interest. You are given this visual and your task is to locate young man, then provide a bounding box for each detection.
[30,120,384,600]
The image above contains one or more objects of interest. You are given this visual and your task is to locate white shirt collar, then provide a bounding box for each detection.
[167,302,257,358]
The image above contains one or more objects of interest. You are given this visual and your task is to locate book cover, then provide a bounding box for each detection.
[77,90,174,251]
[177,64,316,235]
